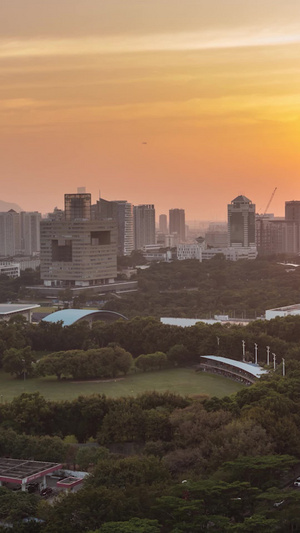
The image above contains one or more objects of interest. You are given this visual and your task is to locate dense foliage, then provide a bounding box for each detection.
[1,312,300,372]
[104,257,300,318]
[1,370,300,530]
[0,269,40,303]
[2,281,300,530]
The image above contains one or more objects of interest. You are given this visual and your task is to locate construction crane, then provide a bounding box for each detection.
[263,187,277,215]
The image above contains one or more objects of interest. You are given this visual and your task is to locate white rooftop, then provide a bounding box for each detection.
[0,304,40,315]
[161,317,219,327]
[266,303,300,312]
[201,355,268,378]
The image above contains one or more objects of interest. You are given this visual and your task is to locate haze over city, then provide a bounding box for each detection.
[2,1,300,218]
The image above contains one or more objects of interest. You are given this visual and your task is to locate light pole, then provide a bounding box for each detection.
[242,340,245,362]
[266,346,270,366]
[272,353,276,371]
[254,343,258,365]
[22,359,26,383]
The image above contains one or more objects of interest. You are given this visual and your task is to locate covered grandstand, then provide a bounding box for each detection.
[199,355,268,385]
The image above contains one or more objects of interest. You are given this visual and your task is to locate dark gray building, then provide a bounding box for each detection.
[134,204,155,250]
[228,195,256,247]
[169,208,186,243]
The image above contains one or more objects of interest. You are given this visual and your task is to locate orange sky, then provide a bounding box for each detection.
[1,0,300,219]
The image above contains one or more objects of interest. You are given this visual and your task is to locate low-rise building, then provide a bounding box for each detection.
[0,262,20,278]
[265,304,300,320]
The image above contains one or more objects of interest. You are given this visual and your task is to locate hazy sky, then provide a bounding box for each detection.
[2,0,300,218]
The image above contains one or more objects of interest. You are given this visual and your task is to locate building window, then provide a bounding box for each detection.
[91,231,111,245]
[51,240,72,262]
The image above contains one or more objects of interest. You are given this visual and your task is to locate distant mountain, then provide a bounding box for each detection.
[0,200,22,212]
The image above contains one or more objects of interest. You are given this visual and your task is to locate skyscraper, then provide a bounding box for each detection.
[20,212,41,255]
[134,204,156,250]
[40,193,117,287]
[228,195,256,247]
[285,201,300,222]
[65,193,91,221]
[159,214,168,234]
[169,208,186,242]
[94,198,134,256]
[0,210,21,257]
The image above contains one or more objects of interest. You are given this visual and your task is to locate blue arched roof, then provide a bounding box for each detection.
[42,309,128,327]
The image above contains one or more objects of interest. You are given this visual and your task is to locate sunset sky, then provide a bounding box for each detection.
[2,0,300,219]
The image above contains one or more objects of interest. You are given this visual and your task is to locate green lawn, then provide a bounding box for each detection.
[0,369,244,402]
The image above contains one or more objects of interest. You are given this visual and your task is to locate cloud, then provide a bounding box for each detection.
[1,26,300,59]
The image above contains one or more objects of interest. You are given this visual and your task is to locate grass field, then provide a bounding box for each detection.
[0,369,244,402]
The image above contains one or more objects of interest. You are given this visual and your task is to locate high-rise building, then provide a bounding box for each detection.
[0,210,21,257]
[65,193,91,221]
[159,214,168,234]
[134,204,155,250]
[256,201,300,256]
[20,212,41,255]
[228,195,256,247]
[285,201,300,222]
[169,208,186,242]
[94,198,134,256]
[0,210,42,258]
[40,193,117,287]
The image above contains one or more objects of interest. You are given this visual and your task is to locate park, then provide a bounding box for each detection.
[0,367,243,402]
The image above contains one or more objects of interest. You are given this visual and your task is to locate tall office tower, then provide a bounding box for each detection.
[65,193,91,221]
[159,214,168,234]
[0,210,21,257]
[257,212,300,256]
[169,208,186,242]
[20,212,41,255]
[40,193,117,287]
[94,198,134,256]
[285,201,300,222]
[134,204,156,250]
[228,195,256,247]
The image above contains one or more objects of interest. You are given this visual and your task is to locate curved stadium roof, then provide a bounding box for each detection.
[201,355,267,378]
[42,309,127,327]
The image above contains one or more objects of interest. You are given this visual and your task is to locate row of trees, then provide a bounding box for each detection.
[1,344,193,380]
[36,345,132,380]
[1,314,300,383]
[2,313,300,365]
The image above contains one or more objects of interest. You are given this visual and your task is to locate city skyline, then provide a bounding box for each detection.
[2,1,300,218]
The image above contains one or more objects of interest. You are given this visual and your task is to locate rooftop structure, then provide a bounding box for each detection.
[160,316,252,327]
[57,476,84,490]
[0,458,62,490]
[201,355,267,378]
[265,303,300,320]
[0,303,40,322]
[43,308,128,326]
